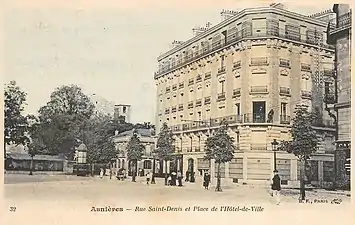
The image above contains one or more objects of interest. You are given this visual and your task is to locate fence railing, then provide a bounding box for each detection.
[155,27,335,78]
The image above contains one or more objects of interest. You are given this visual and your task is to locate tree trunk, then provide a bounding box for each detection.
[300,158,306,200]
[215,162,222,192]
[132,160,136,182]
[151,158,156,184]
[164,160,168,185]
[29,156,34,175]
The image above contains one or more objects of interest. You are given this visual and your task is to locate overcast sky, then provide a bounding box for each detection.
[4,1,332,124]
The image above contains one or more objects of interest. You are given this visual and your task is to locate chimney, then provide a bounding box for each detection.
[205,22,212,29]
[192,26,208,36]
[270,3,284,9]
[171,40,184,49]
[220,9,238,21]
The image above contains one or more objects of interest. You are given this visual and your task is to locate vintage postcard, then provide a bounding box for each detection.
[1,0,353,224]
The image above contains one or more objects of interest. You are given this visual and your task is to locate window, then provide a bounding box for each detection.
[235,103,240,115]
[281,103,287,115]
[252,101,266,123]
[220,80,225,93]
[220,55,225,67]
[143,160,152,169]
[123,106,127,113]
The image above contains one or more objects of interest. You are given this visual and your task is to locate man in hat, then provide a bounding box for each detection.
[271,170,281,205]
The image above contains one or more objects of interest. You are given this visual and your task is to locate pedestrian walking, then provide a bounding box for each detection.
[177,170,183,187]
[171,171,177,186]
[203,171,211,190]
[168,175,172,186]
[109,168,112,179]
[271,170,281,205]
[146,172,151,185]
[185,171,189,182]
[99,168,104,179]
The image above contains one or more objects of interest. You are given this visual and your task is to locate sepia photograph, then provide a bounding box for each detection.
[2,1,353,224]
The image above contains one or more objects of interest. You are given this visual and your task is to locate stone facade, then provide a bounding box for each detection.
[327,4,351,189]
[154,5,336,187]
[112,129,157,176]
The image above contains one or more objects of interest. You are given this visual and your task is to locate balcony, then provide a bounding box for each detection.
[166,87,171,93]
[172,85,177,91]
[188,102,194,109]
[217,66,226,75]
[196,99,202,107]
[301,90,312,99]
[165,109,170,115]
[188,79,194,86]
[233,61,241,70]
[280,115,291,124]
[279,59,290,68]
[171,107,177,113]
[196,75,202,83]
[195,147,201,152]
[217,93,226,102]
[243,113,266,123]
[250,86,268,94]
[251,143,267,151]
[179,83,184,89]
[328,11,352,38]
[204,97,211,105]
[250,57,268,66]
[301,63,311,72]
[312,119,336,128]
[178,104,184,111]
[232,88,241,97]
[279,87,291,96]
[323,69,334,77]
[155,26,335,79]
[204,72,211,80]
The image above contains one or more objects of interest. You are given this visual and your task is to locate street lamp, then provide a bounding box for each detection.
[271,139,279,171]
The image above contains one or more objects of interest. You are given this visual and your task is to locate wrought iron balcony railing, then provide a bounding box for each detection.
[178,105,184,111]
[188,79,194,86]
[204,97,211,105]
[233,61,241,70]
[250,86,268,94]
[217,92,226,102]
[204,72,211,80]
[172,85,177,91]
[250,57,268,66]
[243,113,266,123]
[280,115,291,124]
[279,59,290,68]
[196,75,202,83]
[155,26,335,78]
[251,143,267,151]
[188,102,194,109]
[165,109,170,114]
[179,83,184,89]
[218,66,226,75]
[280,87,291,96]
[323,69,334,77]
[171,107,177,113]
[166,87,171,93]
[233,88,241,97]
[301,63,311,72]
[196,99,202,107]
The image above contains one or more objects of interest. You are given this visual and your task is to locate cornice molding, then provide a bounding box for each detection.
[157,7,330,61]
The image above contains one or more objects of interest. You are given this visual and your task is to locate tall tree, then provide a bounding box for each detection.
[36,85,94,159]
[278,104,319,200]
[4,81,30,154]
[154,123,174,185]
[204,120,236,192]
[126,130,145,182]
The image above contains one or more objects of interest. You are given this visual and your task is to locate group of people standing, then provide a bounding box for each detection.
[167,170,183,186]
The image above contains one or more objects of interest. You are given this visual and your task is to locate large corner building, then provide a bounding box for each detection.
[154,4,337,187]
[327,4,351,189]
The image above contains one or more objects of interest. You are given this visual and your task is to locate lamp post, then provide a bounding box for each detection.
[271,139,279,171]
[151,152,156,184]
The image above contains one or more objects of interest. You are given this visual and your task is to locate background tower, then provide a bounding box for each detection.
[114,104,131,123]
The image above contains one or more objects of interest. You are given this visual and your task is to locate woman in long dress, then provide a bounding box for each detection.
[99,168,104,179]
